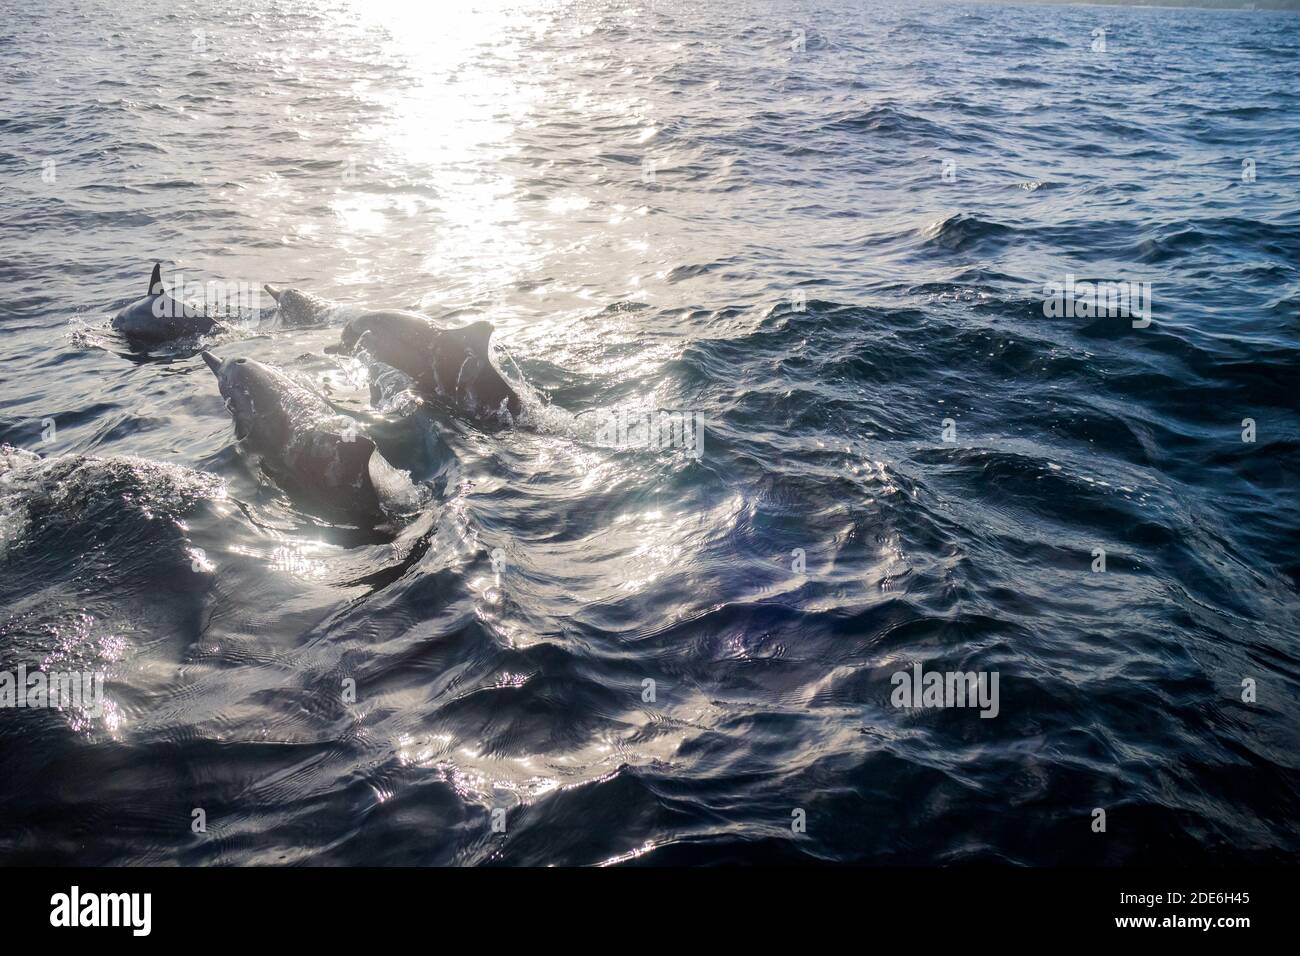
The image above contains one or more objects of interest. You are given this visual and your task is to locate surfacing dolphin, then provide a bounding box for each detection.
[263,284,334,326]
[112,263,218,346]
[331,310,523,425]
[201,351,417,524]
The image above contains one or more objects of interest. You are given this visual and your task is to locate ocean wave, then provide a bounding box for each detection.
[1,0,1297,867]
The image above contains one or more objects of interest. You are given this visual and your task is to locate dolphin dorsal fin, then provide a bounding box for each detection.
[335,433,377,476]
[459,321,494,356]
[148,263,163,296]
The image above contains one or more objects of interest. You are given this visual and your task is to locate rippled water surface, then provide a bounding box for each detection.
[1,0,1298,865]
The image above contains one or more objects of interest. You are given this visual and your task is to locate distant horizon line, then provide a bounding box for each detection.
[943,0,1300,13]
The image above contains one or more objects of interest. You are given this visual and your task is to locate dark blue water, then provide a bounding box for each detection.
[1,0,1298,865]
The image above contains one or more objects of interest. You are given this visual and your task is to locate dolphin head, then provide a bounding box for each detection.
[265,284,331,326]
[201,351,283,443]
[335,314,378,356]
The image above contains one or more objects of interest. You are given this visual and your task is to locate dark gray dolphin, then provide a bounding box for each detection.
[332,311,523,425]
[112,263,218,345]
[201,350,416,524]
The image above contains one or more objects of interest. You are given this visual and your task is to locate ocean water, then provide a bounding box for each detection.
[0,0,1297,866]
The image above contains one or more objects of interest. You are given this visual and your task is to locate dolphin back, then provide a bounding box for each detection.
[337,311,523,424]
[281,429,413,523]
[111,263,219,346]
[113,294,217,344]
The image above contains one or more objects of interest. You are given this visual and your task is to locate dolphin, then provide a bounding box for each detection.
[201,351,417,524]
[112,263,219,345]
[332,311,523,425]
[263,284,333,326]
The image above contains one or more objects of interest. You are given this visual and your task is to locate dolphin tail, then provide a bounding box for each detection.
[148,262,164,296]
